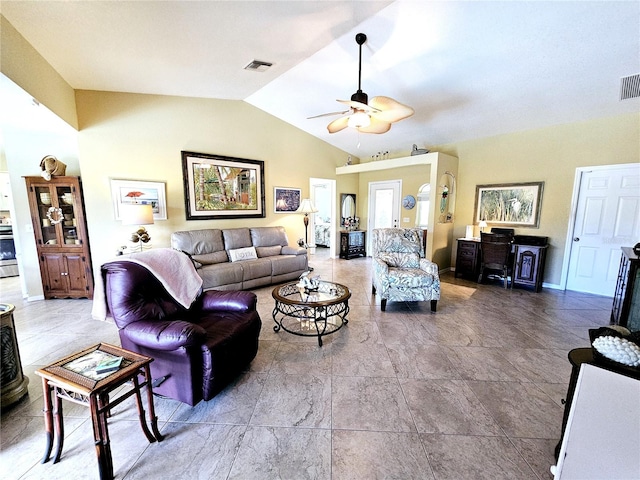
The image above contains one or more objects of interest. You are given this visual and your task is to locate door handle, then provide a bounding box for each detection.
[573,237,580,242]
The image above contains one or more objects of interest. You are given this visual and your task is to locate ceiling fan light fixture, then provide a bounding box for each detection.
[348,111,370,128]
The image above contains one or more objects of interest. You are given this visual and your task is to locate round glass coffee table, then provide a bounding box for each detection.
[272,280,350,346]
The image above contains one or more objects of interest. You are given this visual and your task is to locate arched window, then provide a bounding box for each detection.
[416,183,431,227]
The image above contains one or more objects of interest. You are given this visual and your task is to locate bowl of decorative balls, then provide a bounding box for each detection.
[589,326,640,374]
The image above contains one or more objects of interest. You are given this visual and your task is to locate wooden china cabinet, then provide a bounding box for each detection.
[24,176,94,299]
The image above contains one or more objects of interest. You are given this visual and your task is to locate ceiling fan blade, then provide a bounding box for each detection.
[307,109,350,120]
[357,117,391,134]
[336,99,380,114]
[327,115,350,134]
[369,96,414,123]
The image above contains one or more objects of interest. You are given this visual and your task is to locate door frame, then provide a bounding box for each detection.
[560,163,639,291]
[309,177,336,258]
[367,179,402,254]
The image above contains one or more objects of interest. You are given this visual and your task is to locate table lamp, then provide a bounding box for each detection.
[478,220,488,234]
[121,204,154,252]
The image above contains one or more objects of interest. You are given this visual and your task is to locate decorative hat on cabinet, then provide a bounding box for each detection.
[39,155,67,181]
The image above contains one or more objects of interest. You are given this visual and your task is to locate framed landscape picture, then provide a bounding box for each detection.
[474,182,544,228]
[181,151,265,220]
[110,179,167,221]
[274,187,301,213]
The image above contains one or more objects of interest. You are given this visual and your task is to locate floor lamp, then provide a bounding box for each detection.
[296,199,318,269]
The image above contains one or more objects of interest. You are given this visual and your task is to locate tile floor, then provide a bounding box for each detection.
[0,248,613,479]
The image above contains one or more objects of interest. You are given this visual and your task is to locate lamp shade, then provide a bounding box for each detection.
[296,199,318,215]
[121,204,154,226]
[478,220,488,228]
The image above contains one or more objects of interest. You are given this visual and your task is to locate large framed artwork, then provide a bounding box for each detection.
[274,187,301,213]
[181,151,265,220]
[110,179,167,221]
[474,182,544,228]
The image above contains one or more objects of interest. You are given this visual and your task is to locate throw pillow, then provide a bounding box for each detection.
[378,252,420,268]
[228,246,258,262]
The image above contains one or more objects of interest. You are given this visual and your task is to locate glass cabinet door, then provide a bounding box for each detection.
[55,185,81,246]
[32,184,82,247]
[33,185,59,246]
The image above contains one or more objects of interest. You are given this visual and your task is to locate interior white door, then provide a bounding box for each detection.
[367,180,401,252]
[566,164,640,295]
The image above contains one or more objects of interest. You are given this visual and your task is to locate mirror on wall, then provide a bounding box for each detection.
[437,172,455,223]
[340,193,357,230]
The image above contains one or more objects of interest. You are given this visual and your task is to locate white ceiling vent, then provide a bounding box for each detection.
[620,74,640,100]
[244,60,273,72]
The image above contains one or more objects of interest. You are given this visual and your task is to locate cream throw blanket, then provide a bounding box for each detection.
[92,248,203,322]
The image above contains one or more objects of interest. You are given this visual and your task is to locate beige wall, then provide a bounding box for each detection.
[1,16,78,129]
[357,165,430,231]
[441,112,640,286]
[3,11,638,295]
[74,90,351,281]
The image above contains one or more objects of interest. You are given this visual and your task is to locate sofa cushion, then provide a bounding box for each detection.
[192,251,229,265]
[223,228,252,251]
[241,257,272,281]
[256,245,282,257]
[250,226,289,247]
[271,254,308,276]
[229,246,258,262]
[198,262,244,289]
[171,229,224,255]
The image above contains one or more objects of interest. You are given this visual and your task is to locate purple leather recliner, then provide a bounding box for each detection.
[102,261,262,406]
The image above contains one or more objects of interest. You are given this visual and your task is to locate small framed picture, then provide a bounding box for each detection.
[110,179,167,221]
[274,187,301,213]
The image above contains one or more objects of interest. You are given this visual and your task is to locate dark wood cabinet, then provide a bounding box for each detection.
[611,247,640,331]
[455,239,480,279]
[512,244,547,292]
[25,176,94,299]
[339,230,366,259]
[456,236,548,291]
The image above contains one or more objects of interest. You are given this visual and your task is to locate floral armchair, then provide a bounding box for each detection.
[372,228,440,312]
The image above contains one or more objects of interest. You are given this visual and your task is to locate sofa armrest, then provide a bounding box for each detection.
[419,259,439,275]
[199,289,258,313]
[282,246,307,256]
[121,320,206,351]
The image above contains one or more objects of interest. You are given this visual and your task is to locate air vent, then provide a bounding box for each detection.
[244,60,273,72]
[620,73,640,100]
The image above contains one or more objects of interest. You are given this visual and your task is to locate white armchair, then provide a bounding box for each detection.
[371,228,440,312]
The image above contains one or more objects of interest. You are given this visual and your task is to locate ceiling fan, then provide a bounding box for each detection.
[310,33,414,134]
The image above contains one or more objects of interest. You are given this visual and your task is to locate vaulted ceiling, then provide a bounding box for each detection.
[2,1,638,158]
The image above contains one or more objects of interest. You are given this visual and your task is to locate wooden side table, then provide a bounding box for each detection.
[35,343,163,480]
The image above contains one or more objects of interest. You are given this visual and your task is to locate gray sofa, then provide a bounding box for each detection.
[171,226,308,291]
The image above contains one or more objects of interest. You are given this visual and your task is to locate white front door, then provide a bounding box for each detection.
[367,180,401,253]
[566,164,640,295]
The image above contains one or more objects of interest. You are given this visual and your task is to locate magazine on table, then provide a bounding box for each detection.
[63,350,125,381]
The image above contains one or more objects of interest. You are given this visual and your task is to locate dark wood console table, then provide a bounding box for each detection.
[455,235,548,291]
[339,230,366,259]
